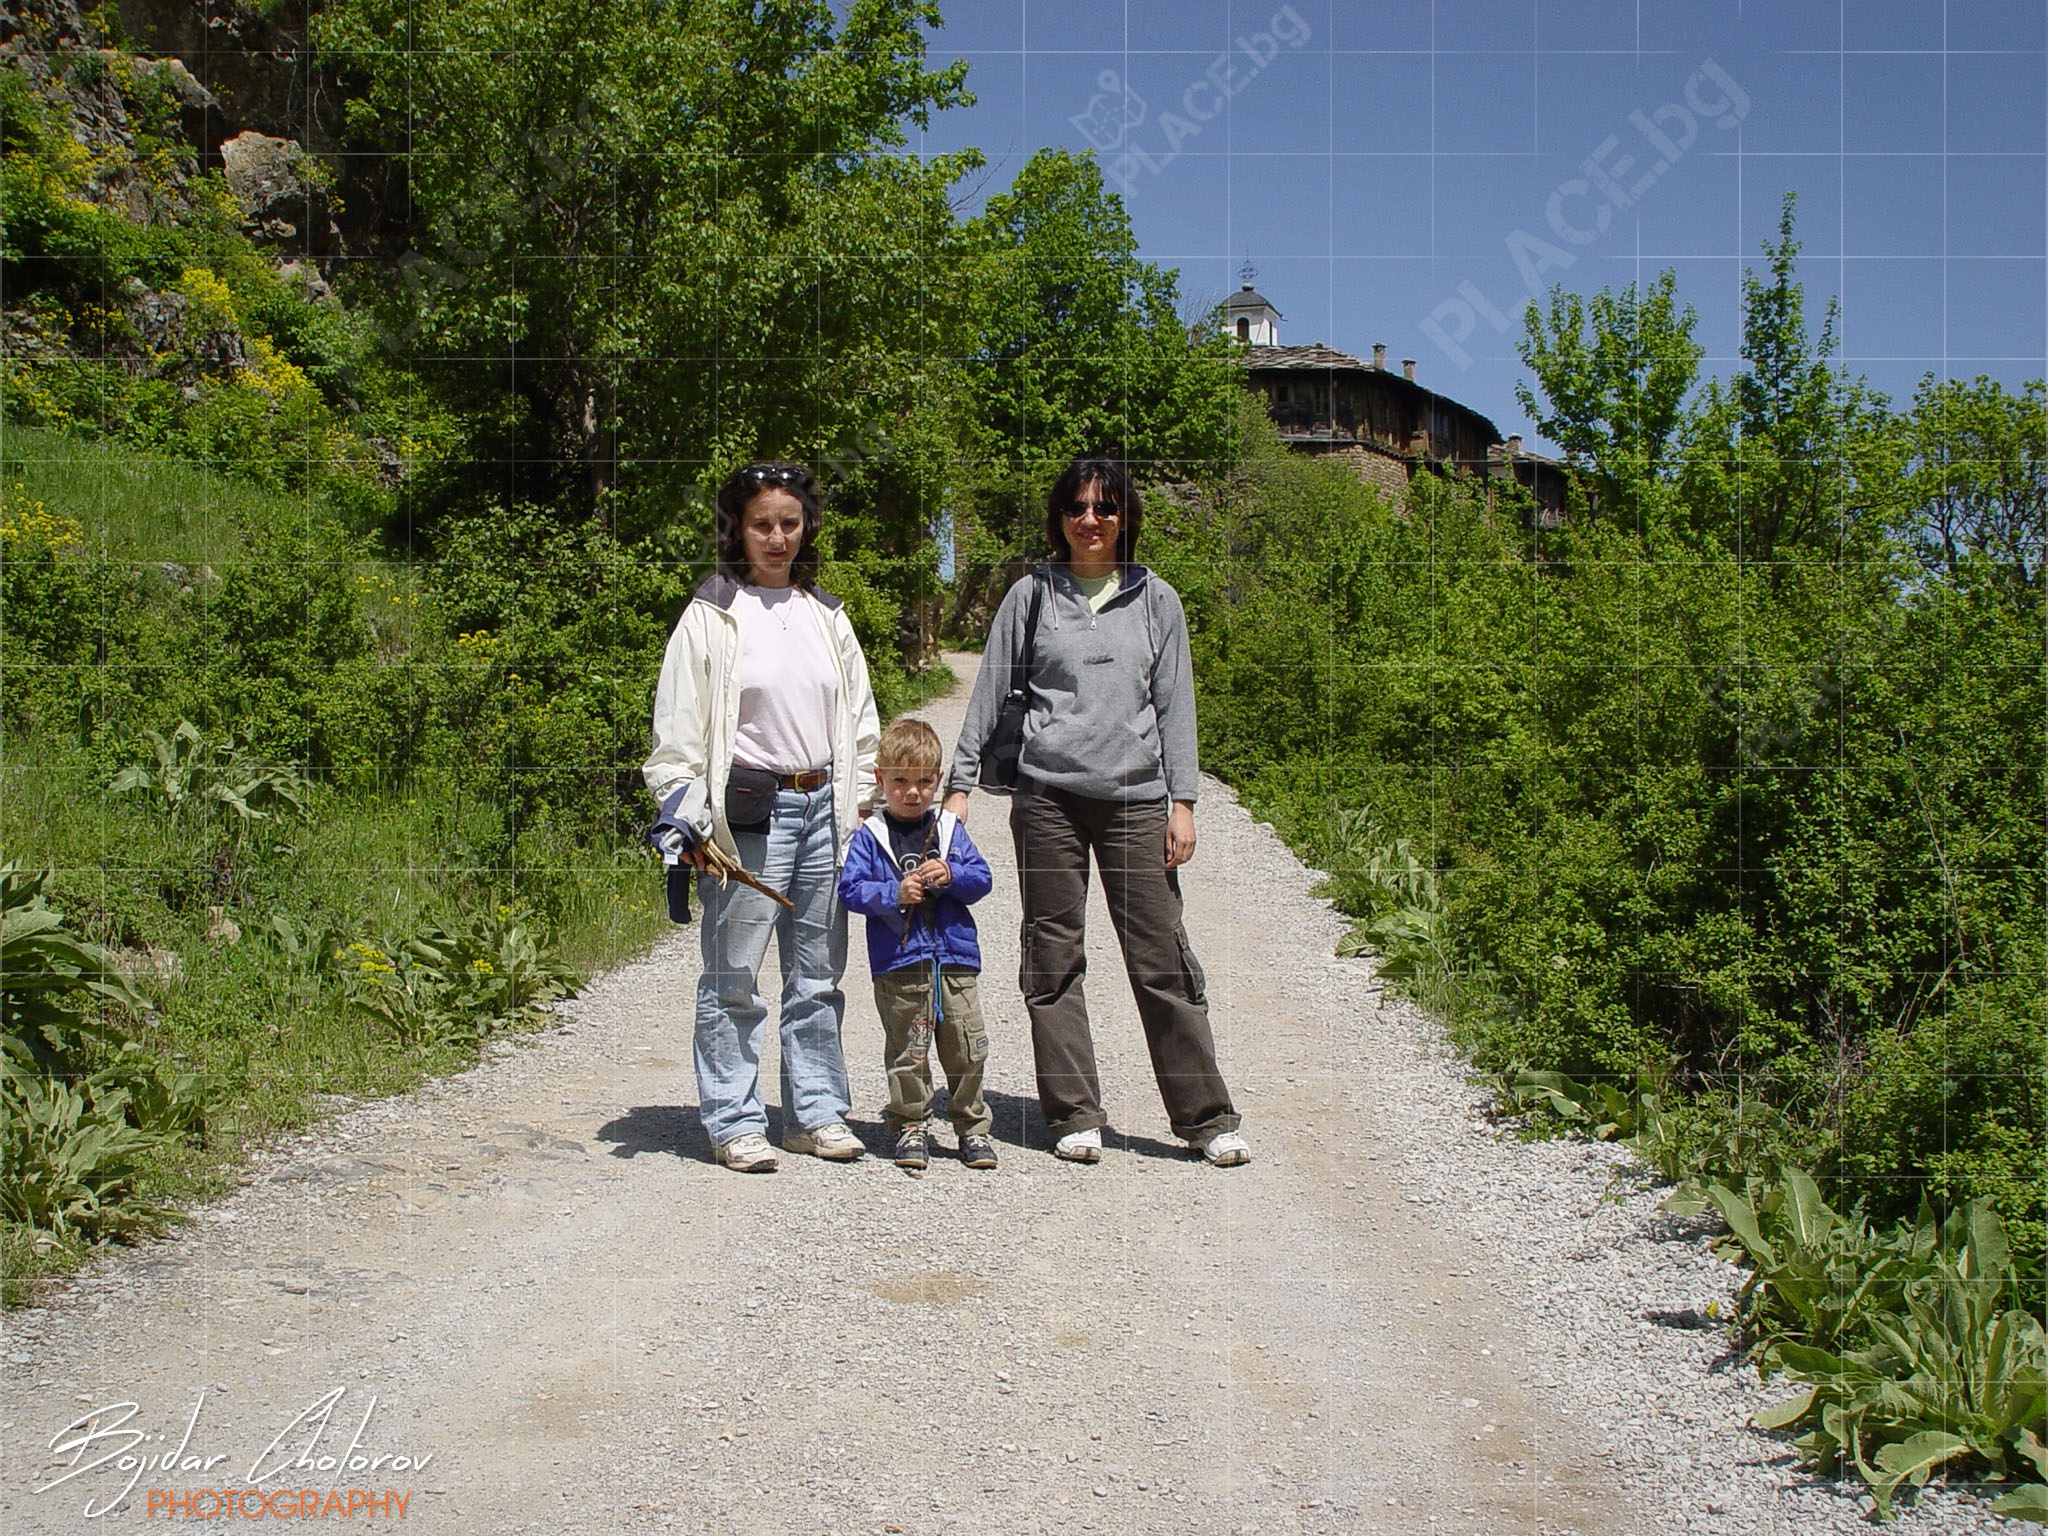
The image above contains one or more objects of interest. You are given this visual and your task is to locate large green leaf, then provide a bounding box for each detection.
[1990,1484,2048,1523]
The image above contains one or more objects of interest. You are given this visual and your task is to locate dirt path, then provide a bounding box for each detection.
[5,654,1637,1536]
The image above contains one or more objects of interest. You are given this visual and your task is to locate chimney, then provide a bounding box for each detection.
[1372,342,1387,370]
[1506,433,1522,456]
[1402,358,1416,381]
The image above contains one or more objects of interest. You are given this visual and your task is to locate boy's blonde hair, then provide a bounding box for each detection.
[876,717,943,773]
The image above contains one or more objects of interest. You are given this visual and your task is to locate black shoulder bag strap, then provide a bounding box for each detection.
[1013,568,1046,701]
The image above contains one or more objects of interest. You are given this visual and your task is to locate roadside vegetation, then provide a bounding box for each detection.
[1166,202,2044,1518]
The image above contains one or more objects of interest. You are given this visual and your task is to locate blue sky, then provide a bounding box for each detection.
[907,0,2048,451]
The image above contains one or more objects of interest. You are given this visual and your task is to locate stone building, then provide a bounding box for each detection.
[1227,284,1569,523]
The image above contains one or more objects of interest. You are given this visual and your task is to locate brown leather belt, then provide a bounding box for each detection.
[776,769,830,791]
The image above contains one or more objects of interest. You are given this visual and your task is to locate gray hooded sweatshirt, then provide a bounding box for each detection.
[947,564,1201,804]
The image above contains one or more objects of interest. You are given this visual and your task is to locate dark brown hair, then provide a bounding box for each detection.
[1043,454,1142,565]
[714,461,822,587]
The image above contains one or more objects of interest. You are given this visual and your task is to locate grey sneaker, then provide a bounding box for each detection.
[1191,1129,1250,1167]
[959,1133,998,1169]
[782,1121,866,1161]
[714,1131,778,1172]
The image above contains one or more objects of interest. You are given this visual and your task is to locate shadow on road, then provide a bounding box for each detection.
[597,1104,714,1163]
[979,1088,1189,1161]
[595,1093,1190,1166]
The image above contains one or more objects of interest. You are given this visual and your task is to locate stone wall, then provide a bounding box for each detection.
[1303,441,1413,504]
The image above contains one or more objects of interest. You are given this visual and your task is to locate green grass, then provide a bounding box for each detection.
[3,725,672,1304]
[0,418,341,565]
[0,426,678,1304]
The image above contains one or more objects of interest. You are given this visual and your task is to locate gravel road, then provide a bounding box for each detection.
[3,655,2027,1536]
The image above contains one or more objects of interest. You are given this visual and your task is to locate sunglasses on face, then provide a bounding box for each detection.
[1063,500,1121,521]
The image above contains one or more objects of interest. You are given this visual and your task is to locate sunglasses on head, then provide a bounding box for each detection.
[739,464,807,488]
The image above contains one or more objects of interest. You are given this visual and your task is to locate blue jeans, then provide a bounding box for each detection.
[694,785,852,1145]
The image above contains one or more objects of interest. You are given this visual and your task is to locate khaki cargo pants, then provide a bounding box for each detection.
[873,966,992,1135]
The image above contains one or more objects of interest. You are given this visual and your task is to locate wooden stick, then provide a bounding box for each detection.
[699,842,796,912]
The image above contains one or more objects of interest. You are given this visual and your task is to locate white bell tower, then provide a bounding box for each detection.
[1222,261,1282,345]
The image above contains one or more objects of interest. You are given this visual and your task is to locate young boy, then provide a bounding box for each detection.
[838,718,998,1170]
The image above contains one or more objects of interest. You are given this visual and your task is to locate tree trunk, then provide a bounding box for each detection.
[574,371,617,514]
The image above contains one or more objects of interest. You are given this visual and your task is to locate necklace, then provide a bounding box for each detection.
[751,586,796,630]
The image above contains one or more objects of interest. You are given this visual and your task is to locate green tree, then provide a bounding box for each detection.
[949,149,1244,623]
[1898,374,2047,604]
[315,0,977,525]
[1678,195,1894,565]
[1515,269,1702,523]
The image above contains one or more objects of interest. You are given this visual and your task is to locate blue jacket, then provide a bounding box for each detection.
[838,810,992,975]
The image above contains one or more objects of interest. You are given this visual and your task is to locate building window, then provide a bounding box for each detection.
[1237,316,1250,341]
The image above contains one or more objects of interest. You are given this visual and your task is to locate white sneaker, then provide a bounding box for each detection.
[715,1132,779,1172]
[1192,1129,1250,1167]
[782,1121,866,1161]
[1054,1127,1103,1163]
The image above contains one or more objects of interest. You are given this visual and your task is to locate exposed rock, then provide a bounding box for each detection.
[1,2,210,217]
[128,52,220,147]
[275,258,333,306]
[205,905,242,946]
[1,4,134,169]
[192,323,249,377]
[129,51,213,111]
[113,0,325,158]
[113,944,183,984]
[112,0,407,263]
[126,286,191,353]
[219,129,339,255]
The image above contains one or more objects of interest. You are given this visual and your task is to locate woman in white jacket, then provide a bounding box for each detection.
[644,462,880,1172]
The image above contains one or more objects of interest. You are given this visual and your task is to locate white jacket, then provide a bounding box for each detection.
[643,571,880,863]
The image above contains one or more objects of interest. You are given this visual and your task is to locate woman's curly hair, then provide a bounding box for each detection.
[715,461,822,587]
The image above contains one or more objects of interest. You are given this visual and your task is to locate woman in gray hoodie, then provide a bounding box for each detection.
[944,455,1249,1167]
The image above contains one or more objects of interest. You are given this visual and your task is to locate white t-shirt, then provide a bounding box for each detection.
[731,585,838,773]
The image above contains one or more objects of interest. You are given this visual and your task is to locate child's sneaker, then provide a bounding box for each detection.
[1054,1126,1102,1163]
[893,1123,930,1169]
[959,1133,998,1169]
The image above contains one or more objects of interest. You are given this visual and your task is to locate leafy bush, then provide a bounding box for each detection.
[423,505,686,844]
[1187,370,2043,1277]
[340,905,574,1049]
[1707,1169,1944,1363]
[0,1071,167,1239]
[0,865,199,1242]
[110,722,312,829]
[1744,1192,2045,1519]
[1,864,141,1076]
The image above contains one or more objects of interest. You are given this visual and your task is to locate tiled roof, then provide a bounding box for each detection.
[1223,285,1281,314]
[1243,343,1370,369]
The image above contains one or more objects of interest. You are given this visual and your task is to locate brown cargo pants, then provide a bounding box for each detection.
[1009,787,1241,1142]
